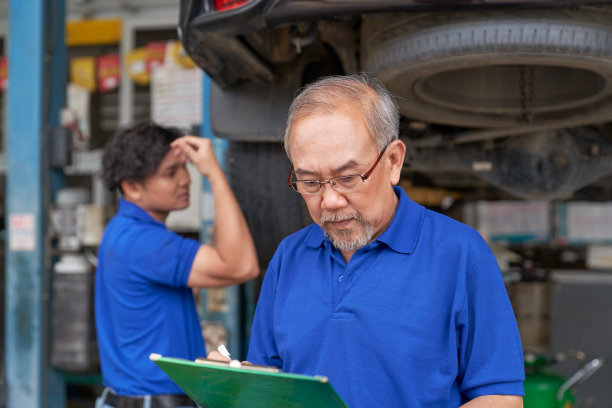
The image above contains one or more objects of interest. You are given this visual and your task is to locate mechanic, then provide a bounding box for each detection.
[95,122,259,408]
[247,74,525,408]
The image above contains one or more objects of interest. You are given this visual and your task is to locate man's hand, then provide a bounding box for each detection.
[171,135,221,178]
[170,135,259,288]
[206,350,231,363]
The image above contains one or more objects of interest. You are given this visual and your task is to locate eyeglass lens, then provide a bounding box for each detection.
[288,145,387,194]
[295,175,362,193]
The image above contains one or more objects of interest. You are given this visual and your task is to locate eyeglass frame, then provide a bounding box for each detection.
[287,145,388,194]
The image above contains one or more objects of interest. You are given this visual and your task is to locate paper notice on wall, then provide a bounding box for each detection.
[9,213,36,251]
[151,53,203,128]
[66,83,91,150]
[586,245,612,269]
[466,201,551,243]
[560,202,612,243]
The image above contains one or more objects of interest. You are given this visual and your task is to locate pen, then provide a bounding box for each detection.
[217,345,242,368]
[218,344,231,359]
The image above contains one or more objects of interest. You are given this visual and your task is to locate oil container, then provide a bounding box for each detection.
[50,254,98,372]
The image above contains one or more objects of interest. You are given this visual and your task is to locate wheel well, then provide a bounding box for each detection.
[300,43,345,86]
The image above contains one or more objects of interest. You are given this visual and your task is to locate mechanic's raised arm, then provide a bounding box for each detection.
[171,135,259,288]
[461,395,523,408]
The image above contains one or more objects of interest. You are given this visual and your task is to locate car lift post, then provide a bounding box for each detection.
[198,75,243,358]
[6,0,67,406]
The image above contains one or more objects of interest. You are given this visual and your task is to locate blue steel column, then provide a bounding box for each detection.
[199,75,242,358]
[6,0,66,407]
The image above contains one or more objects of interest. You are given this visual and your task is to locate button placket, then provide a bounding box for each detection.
[332,260,356,315]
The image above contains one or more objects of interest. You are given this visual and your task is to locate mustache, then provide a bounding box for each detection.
[320,212,363,223]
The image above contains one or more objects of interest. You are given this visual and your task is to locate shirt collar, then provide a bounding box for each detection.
[375,186,424,254]
[304,186,425,254]
[304,223,326,249]
[117,198,164,226]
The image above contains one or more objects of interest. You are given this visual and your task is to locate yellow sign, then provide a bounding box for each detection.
[125,47,149,85]
[66,18,122,46]
[169,41,196,69]
[70,57,96,92]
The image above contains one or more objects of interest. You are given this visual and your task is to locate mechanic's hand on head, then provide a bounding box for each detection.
[171,135,221,178]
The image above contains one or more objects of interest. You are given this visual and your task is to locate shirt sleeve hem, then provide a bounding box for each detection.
[177,239,202,287]
[464,381,525,400]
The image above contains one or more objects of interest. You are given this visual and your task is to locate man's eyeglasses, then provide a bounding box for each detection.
[287,146,387,195]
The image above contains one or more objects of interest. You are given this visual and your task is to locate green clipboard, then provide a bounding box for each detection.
[150,354,348,408]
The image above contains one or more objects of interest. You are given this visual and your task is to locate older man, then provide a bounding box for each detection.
[247,75,524,408]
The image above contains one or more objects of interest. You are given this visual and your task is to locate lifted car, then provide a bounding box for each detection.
[179,0,612,264]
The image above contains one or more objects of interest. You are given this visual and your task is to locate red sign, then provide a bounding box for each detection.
[97,53,120,92]
[146,42,167,72]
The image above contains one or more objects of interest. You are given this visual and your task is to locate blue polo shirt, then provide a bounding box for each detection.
[95,199,204,395]
[248,187,524,408]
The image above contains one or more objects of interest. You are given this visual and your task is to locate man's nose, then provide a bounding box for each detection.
[179,167,191,185]
[320,183,347,210]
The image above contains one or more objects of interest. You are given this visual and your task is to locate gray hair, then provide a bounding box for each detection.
[283,74,400,160]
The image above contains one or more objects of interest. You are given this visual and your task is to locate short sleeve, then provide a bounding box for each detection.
[247,256,282,368]
[458,253,525,399]
[130,226,201,288]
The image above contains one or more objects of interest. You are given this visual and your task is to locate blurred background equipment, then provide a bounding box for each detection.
[50,187,101,374]
[524,351,605,408]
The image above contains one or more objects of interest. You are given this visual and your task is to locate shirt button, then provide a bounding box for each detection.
[338,275,343,282]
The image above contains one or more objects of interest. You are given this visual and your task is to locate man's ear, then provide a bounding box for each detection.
[387,139,406,185]
[120,179,144,202]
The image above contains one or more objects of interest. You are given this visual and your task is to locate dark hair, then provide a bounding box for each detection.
[101,121,183,192]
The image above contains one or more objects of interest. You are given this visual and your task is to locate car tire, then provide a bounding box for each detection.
[226,141,310,271]
[361,8,612,128]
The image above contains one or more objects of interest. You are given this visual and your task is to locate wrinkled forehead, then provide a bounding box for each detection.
[288,97,376,148]
[289,109,377,171]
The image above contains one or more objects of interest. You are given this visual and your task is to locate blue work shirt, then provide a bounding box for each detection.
[248,187,524,408]
[95,199,204,395]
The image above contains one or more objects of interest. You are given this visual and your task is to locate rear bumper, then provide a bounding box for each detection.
[179,0,611,86]
[181,0,610,36]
